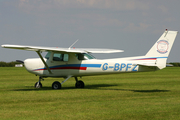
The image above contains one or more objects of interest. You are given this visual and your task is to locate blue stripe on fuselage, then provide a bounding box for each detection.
[34,64,102,71]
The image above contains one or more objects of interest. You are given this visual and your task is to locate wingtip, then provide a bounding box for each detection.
[1,44,11,48]
[1,44,6,48]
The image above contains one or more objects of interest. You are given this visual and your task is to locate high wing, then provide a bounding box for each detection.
[1,44,123,53]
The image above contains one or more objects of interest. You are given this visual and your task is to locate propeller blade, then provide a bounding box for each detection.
[16,60,24,64]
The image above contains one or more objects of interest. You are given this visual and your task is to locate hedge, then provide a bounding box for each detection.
[0,61,20,67]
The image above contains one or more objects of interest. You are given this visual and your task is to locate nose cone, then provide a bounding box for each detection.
[24,58,40,74]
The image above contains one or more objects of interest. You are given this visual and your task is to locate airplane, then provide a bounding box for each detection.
[1,30,178,89]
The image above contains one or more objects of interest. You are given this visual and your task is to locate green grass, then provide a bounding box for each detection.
[1,67,180,120]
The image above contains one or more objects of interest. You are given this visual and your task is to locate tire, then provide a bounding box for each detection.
[35,82,42,88]
[75,80,85,88]
[52,81,61,89]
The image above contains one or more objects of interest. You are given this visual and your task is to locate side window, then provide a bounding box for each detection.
[53,53,69,62]
[63,54,69,62]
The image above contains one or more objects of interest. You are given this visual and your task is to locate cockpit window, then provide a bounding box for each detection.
[75,53,96,60]
[45,52,69,62]
[53,53,69,62]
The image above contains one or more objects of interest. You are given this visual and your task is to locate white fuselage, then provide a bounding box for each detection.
[24,52,158,78]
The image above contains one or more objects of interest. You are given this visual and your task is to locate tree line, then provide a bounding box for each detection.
[0,61,20,67]
[169,63,180,67]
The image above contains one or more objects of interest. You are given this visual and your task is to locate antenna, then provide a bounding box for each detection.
[69,39,79,49]
[164,29,168,37]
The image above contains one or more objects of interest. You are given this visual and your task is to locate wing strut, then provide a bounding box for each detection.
[61,75,72,84]
[36,51,52,74]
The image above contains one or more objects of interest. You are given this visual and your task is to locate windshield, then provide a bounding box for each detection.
[45,52,51,59]
[75,53,96,60]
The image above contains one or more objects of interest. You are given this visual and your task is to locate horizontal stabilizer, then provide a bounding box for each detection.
[137,63,160,70]
[137,63,157,67]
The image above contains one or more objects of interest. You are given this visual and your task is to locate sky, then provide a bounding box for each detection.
[0,0,180,62]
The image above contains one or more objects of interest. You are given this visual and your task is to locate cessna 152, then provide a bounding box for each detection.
[1,30,178,89]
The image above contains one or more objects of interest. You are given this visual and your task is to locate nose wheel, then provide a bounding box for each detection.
[34,77,43,88]
[35,82,42,88]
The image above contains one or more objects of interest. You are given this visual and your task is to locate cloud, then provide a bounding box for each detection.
[75,13,123,27]
[124,23,151,32]
[17,0,149,11]
[158,5,168,13]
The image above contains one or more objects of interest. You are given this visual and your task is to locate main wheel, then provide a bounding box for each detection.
[52,81,61,89]
[75,80,85,88]
[35,82,42,88]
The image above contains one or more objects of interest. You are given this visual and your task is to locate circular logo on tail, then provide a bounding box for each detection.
[157,40,169,54]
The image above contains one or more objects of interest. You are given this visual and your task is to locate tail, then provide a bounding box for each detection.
[145,30,178,69]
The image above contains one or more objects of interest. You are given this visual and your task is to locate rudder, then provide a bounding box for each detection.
[145,30,178,69]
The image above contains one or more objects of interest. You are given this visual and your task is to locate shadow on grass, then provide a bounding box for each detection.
[11,84,170,93]
[118,89,170,93]
[11,84,117,91]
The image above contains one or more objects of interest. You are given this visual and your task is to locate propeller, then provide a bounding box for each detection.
[16,60,24,64]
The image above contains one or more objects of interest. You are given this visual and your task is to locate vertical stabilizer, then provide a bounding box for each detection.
[145,30,178,69]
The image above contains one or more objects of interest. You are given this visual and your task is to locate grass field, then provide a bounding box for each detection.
[1,67,180,120]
